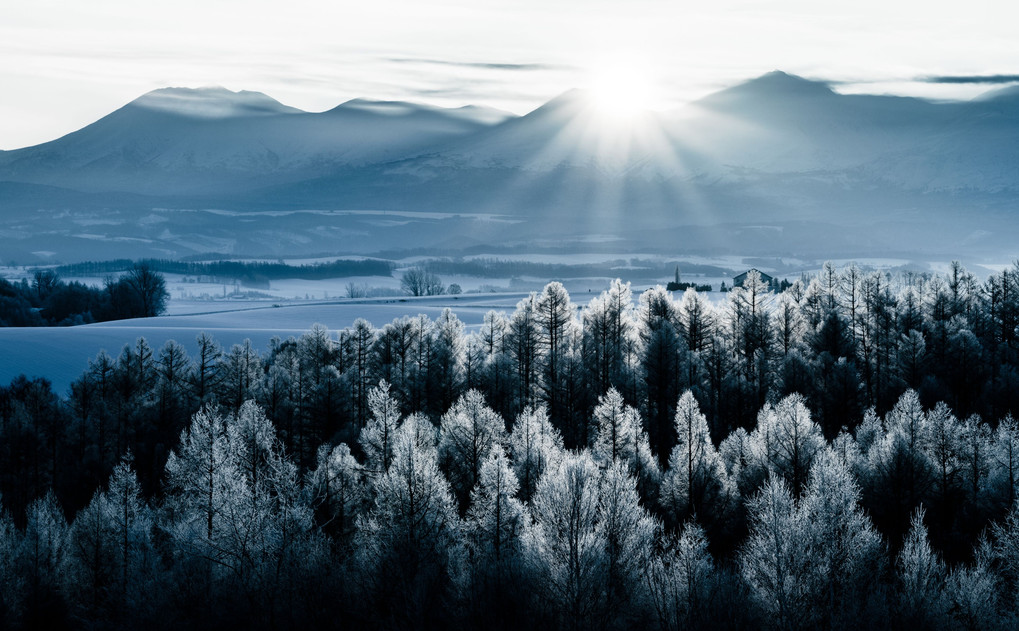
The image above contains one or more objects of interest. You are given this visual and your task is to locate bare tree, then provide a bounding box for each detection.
[401,267,444,296]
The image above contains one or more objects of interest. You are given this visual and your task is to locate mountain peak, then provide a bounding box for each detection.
[129,86,302,118]
[699,71,836,108]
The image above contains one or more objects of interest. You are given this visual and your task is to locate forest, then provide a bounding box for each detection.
[2,262,1019,630]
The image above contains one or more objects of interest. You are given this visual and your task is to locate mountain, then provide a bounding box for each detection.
[0,87,513,195]
[2,74,1018,263]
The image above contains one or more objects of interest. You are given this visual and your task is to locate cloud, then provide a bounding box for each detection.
[386,57,573,72]
[920,74,1019,84]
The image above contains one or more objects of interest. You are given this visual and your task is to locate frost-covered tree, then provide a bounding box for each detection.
[355,424,458,628]
[923,402,965,537]
[527,452,606,631]
[750,393,825,496]
[306,442,364,546]
[740,477,813,631]
[661,391,730,527]
[988,415,1019,511]
[63,455,154,623]
[719,426,756,497]
[359,380,402,474]
[341,318,376,428]
[508,405,564,503]
[478,310,514,417]
[535,282,578,436]
[583,279,635,400]
[643,523,715,631]
[457,446,530,627]
[217,339,262,410]
[0,503,23,628]
[20,492,68,629]
[799,449,884,629]
[395,411,438,456]
[165,400,311,605]
[591,388,635,464]
[597,462,657,627]
[945,541,1002,631]
[508,293,541,413]
[164,405,231,545]
[438,390,507,508]
[862,390,934,541]
[590,388,658,498]
[428,308,465,415]
[895,508,948,628]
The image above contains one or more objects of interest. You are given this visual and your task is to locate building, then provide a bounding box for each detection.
[732,268,774,288]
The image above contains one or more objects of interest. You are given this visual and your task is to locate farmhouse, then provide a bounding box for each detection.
[732,268,774,288]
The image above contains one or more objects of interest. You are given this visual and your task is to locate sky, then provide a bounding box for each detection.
[2,0,1018,150]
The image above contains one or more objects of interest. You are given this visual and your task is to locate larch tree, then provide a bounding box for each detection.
[582,279,635,400]
[0,504,22,627]
[341,318,376,428]
[428,308,466,416]
[661,390,730,529]
[64,455,154,623]
[862,389,934,542]
[20,492,68,629]
[590,388,658,499]
[596,461,657,628]
[189,332,222,405]
[359,379,402,474]
[508,293,541,413]
[438,390,508,508]
[636,285,683,462]
[220,401,312,604]
[306,442,365,547]
[643,522,715,631]
[987,415,1019,512]
[458,446,530,628]
[164,405,231,548]
[895,508,948,628]
[217,339,262,410]
[508,405,564,503]
[739,477,813,631]
[527,452,606,631]
[535,282,578,437]
[590,388,635,465]
[355,422,459,629]
[750,393,825,497]
[799,448,884,629]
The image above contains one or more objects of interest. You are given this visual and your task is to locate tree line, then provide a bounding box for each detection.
[0,265,169,326]
[2,261,1019,628]
[55,258,394,282]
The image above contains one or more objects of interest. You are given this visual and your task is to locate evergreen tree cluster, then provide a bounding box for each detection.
[0,265,169,326]
[2,261,1019,629]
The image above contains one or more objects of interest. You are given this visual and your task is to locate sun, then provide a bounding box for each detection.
[588,61,656,120]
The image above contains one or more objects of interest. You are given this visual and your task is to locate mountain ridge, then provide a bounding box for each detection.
[2,72,1018,262]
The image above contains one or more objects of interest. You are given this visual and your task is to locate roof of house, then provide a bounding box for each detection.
[733,268,774,284]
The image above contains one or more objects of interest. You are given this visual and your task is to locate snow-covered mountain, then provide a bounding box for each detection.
[0,86,513,195]
[2,73,1018,262]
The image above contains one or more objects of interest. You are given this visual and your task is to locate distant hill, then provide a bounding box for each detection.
[2,74,1018,263]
